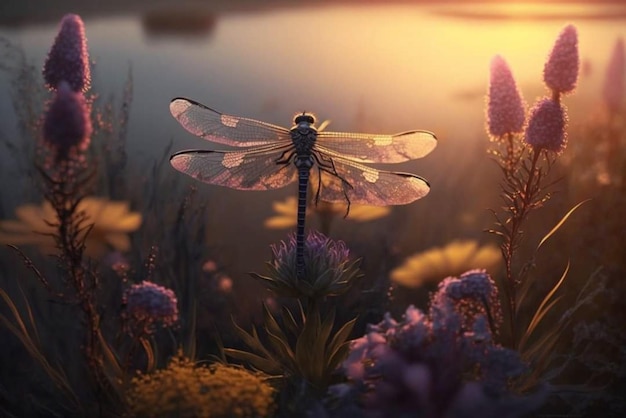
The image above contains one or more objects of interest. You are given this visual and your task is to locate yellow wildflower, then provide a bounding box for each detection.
[126,354,275,418]
[391,240,502,288]
[0,197,141,258]
[264,196,390,229]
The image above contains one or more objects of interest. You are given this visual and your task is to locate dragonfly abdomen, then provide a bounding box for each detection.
[295,156,313,280]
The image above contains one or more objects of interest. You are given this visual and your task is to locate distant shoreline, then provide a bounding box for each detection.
[1,0,626,29]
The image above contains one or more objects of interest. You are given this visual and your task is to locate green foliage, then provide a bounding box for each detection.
[225,301,356,392]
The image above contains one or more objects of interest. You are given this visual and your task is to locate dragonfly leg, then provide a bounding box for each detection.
[313,153,354,217]
[314,165,323,206]
[275,150,295,165]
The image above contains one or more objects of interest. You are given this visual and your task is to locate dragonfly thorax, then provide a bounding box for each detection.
[290,123,318,156]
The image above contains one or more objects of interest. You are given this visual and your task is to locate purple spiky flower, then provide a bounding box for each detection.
[43,13,91,92]
[524,97,567,153]
[42,81,92,158]
[602,38,625,113]
[123,281,179,334]
[487,55,526,137]
[544,24,579,95]
[251,231,361,299]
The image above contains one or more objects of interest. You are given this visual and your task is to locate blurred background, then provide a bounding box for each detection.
[0,0,624,310]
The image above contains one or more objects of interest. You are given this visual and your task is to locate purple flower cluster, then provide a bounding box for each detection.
[543,24,579,95]
[338,270,544,417]
[42,81,92,158]
[487,55,526,137]
[43,14,91,92]
[524,98,567,153]
[431,269,503,334]
[123,281,179,334]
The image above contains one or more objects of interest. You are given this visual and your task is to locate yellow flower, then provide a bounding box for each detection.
[126,354,275,418]
[391,240,502,288]
[0,197,142,258]
[264,196,390,229]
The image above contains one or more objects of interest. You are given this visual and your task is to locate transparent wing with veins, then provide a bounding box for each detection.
[170,97,292,147]
[316,129,437,163]
[310,153,430,206]
[170,144,298,190]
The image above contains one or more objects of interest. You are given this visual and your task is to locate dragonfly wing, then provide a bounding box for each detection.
[170,145,298,190]
[310,155,430,206]
[170,98,291,147]
[316,130,437,163]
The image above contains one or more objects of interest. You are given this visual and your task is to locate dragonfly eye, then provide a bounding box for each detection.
[294,113,315,125]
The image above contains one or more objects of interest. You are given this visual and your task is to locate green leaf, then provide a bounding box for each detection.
[185,299,198,360]
[519,262,569,350]
[223,348,281,374]
[536,199,590,252]
[281,306,299,337]
[518,330,562,391]
[319,309,336,352]
[0,288,80,408]
[230,316,273,360]
[262,302,289,344]
[265,328,295,368]
[140,337,156,372]
[327,318,357,370]
[295,305,322,383]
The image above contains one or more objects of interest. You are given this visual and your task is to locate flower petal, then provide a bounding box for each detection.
[264,215,296,229]
[15,204,56,230]
[103,232,131,252]
[347,205,390,221]
[0,220,32,233]
[96,201,131,222]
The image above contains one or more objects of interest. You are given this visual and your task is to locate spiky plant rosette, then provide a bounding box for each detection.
[251,231,362,299]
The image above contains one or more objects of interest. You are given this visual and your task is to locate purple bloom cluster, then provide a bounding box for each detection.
[123,281,179,334]
[43,14,91,92]
[486,25,578,155]
[338,270,544,417]
[543,24,579,95]
[42,81,92,158]
[524,97,567,153]
[431,269,503,333]
[487,55,526,137]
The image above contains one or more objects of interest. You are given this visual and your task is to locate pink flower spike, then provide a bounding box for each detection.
[524,97,567,153]
[544,24,579,95]
[43,13,91,92]
[602,38,625,113]
[42,81,92,158]
[487,55,526,137]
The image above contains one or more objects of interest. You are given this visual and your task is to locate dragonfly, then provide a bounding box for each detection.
[169,97,437,278]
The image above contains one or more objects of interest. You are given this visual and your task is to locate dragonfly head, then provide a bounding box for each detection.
[293,112,316,128]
